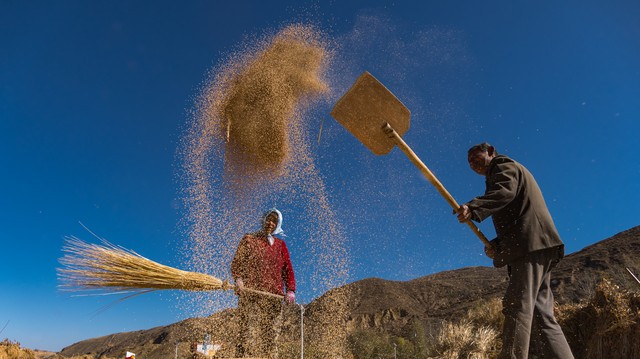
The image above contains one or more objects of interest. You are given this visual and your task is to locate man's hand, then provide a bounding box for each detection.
[234,278,244,294]
[285,291,296,304]
[453,204,472,223]
[484,245,496,259]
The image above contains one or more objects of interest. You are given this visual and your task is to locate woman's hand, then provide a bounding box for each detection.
[234,278,244,294]
[285,291,296,304]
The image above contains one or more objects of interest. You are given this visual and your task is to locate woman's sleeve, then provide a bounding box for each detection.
[281,242,296,292]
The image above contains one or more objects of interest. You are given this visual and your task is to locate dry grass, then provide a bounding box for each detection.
[0,339,107,359]
[426,298,503,359]
[557,278,640,359]
[58,237,232,293]
[427,321,499,359]
[0,339,36,359]
[427,278,640,359]
[466,297,504,330]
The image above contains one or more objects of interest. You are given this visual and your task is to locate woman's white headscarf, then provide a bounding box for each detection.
[262,208,285,245]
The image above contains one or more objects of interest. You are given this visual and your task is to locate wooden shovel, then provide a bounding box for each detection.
[330,72,490,246]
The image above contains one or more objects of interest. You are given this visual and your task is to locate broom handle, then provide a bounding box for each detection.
[382,123,491,247]
[237,286,285,300]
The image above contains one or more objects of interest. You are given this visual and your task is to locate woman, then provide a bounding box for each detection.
[231,208,296,358]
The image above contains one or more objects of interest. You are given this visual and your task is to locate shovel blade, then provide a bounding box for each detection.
[330,72,410,155]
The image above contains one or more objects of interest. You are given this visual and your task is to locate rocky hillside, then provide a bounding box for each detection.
[59,226,640,358]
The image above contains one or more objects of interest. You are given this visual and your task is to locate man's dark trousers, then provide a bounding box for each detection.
[499,247,574,359]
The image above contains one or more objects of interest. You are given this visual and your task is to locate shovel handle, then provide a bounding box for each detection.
[382,123,491,247]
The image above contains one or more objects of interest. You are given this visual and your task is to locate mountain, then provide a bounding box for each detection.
[58,226,640,358]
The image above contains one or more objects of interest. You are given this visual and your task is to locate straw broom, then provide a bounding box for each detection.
[58,236,283,299]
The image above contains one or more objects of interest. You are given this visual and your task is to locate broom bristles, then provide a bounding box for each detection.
[58,236,232,293]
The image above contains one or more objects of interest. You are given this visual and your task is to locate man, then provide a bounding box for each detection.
[231,208,296,359]
[455,143,574,359]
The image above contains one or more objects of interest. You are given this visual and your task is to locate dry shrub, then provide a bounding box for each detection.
[557,278,640,359]
[466,297,504,331]
[0,339,36,359]
[426,298,503,359]
[427,321,499,359]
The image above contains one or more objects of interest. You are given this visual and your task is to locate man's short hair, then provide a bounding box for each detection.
[468,142,497,155]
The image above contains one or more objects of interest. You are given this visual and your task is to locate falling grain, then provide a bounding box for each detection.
[178,24,352,358]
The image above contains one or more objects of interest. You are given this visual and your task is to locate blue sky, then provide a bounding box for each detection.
[1,0,639,352]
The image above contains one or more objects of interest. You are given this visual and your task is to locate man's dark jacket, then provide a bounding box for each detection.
[466,155,564,267]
